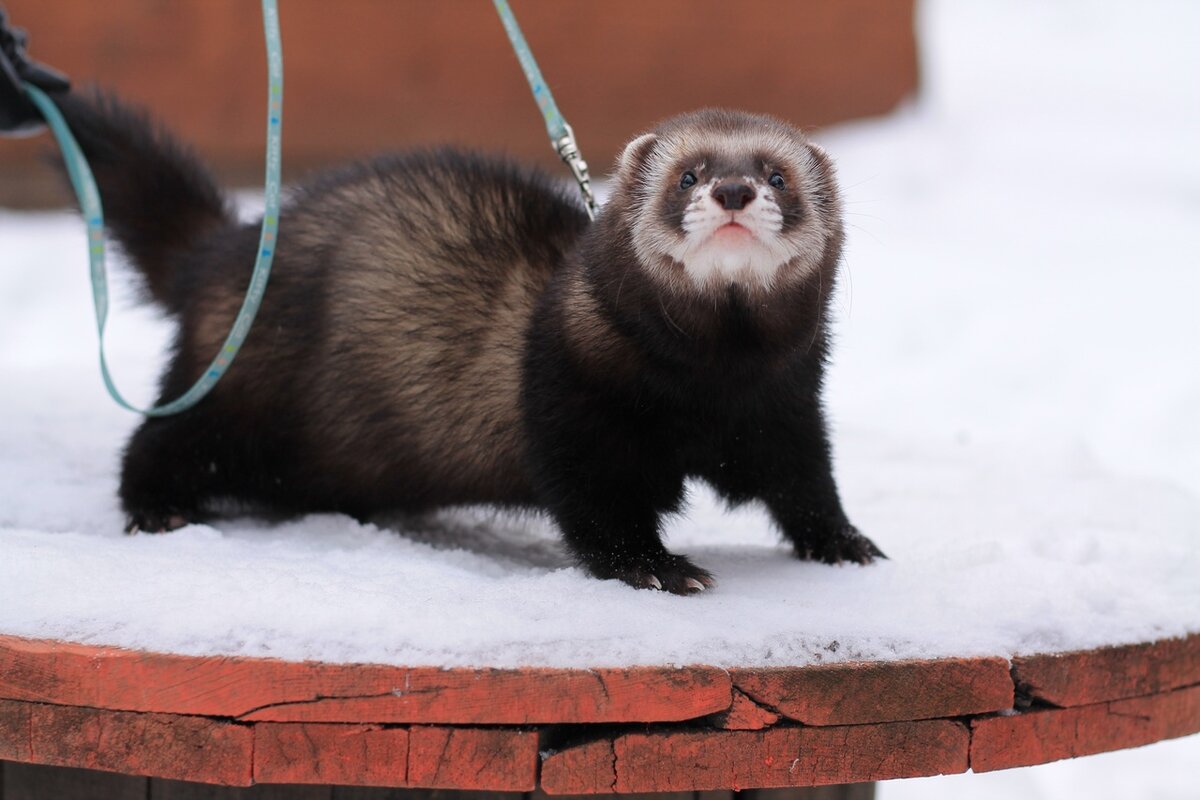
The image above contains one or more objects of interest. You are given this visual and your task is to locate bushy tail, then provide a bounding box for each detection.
[51,89,234,309]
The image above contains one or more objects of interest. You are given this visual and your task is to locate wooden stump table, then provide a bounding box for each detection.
[1,633,1198,799]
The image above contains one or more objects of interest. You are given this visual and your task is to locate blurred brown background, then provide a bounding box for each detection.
[0,0,917,207]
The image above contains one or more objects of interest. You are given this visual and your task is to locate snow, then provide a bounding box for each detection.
[1,0,1198,667]
[1,0,1198,790]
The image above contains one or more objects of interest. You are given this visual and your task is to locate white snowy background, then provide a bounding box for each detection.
[1,0,1197,796]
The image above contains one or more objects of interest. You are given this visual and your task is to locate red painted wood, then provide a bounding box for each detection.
[20,700,252,786]
[711,689,781,730]
[540,739,616,795]
[0,636,730,724]
[731,657,1013,726]
[971,683,1200,772]
[407,726,538,791]
[253,723,408,786]
[0,699,33,761]
[0,0,918,208]
[240,668,731,725]
[1012,633,1200,707]
[4,633,1198,792]
[540,722,968,794]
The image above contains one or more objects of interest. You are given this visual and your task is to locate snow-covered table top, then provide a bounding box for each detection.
[4,104,1200,670]
[4,5,1200,673]
[2,1,1199,675]
[1,0,1199,793]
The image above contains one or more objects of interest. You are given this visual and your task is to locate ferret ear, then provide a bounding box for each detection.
[615,132,658,176]
[806,141,833,169]
[805,140,838,182]
[804,140,840,210]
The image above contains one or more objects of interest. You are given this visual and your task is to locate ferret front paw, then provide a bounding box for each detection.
[124,509,191,534]
[793,523,886,565]
[598,552,716,595]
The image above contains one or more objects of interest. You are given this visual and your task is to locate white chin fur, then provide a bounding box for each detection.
[670,233,786,288]
[668,183,792,288]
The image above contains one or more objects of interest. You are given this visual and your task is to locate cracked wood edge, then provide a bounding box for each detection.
[0,698,253,786]
[407,726,539,791]
[709,688,782,730]
[240,668,731,725]
[541,721,970,794]
[730,657,1014,726]
[1011,634,1200,707]
[541,739,617,795]
[3,683,1199,791]
[0,701,537,791]
[4,633,1198,727]
[253,722,409,786]
[0,636,730,724]
[540,682,1200,794]
[1,629,1198,791]
[255,724,539,791]
[970,683,1200,771]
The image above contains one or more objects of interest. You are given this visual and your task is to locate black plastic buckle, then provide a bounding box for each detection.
[1,6,70,137]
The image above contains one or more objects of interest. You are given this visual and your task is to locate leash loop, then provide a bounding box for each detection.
[20,0,283,416]
[491,0,598,219]
[16,0,585,415]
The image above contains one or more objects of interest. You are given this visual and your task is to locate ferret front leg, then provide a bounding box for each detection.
[769,492,885,565]
[759,403,886,565]
[526,408,713,594]
[119,413,223,533]
[550,476,713,594]
[704,395,885,565]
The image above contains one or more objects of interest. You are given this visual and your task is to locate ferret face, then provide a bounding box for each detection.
[616,110,841,292]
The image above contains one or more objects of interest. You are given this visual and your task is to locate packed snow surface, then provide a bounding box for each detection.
[1,1,1197,673]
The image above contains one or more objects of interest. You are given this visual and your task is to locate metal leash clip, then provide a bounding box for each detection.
[492,0,600,222]
[554,122,598,221]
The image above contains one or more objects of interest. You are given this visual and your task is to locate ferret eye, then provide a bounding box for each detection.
[679,171,697,190]
[769,172,786,190]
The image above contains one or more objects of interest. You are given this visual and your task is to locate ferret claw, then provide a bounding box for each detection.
[647,574,663,590]
[685,577,706,593]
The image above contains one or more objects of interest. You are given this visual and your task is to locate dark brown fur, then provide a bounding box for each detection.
[51,93,883,593]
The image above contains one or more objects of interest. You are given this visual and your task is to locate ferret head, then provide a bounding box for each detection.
[613,109,842,293]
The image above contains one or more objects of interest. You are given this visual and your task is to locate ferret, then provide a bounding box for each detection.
[46,90,884,594]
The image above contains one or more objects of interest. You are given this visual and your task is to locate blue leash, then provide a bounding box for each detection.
[14,0,585,416]
[491,0,598,220]
[20,0,283,416]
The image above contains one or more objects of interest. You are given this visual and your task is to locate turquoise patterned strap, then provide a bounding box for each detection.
[21,0,283,416]
[492,0,598,219]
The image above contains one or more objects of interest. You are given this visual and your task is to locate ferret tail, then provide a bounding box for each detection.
[50,89,235,310]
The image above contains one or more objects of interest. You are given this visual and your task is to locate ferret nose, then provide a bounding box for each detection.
[712,182,756,211]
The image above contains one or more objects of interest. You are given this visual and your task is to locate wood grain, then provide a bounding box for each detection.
[22,701,253,786]
[406,727,538,792]
[540,739,616,795]
[710,689,781,731]
[971,683,1200,772]
[540,722,968,794]
[2,634,1199,792]
[1012,635,1200,707]
[254,724,407,786]
[731,657,1013,726]
[0,637,730,724]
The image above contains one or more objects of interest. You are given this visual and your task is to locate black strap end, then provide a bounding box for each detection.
[1,6,71,136]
